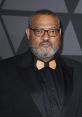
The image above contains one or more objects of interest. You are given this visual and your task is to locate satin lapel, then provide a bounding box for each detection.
[59,58,73,116]
[27,67,46,117]
[18,51,46,117]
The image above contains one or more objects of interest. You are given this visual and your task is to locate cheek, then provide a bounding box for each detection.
[52,37,60,48]
[30,36,41,48]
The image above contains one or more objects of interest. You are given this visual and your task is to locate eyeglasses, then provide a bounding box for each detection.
[30,27,60,37]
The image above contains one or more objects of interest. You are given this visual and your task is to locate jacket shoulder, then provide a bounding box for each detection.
[61,55,82,70]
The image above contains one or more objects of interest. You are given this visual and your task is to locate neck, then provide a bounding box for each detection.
[40,56,54,62]
[33,53,54,62]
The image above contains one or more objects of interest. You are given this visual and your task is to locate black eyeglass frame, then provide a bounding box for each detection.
[30,27,60,37]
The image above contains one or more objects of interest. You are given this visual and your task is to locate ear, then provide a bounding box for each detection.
[59,28,62,36]
[26,28,30,40]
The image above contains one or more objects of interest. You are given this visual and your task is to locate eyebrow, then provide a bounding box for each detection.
[30,27,60,29]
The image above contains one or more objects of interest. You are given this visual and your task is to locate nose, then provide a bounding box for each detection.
[42,31,49,41]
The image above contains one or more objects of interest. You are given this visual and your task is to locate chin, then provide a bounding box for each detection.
[32,47,57,59]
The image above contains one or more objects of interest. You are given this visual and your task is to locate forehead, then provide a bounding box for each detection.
[31,15,59,28]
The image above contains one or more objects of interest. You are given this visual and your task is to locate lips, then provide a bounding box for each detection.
[40,42,51,48]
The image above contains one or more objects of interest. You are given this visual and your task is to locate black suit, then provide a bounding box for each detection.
[0,50,82,117]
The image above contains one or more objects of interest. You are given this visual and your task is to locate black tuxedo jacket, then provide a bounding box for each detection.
[0,50,82,117]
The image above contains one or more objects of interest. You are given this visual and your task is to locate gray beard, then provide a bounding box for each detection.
[31,47,57,61]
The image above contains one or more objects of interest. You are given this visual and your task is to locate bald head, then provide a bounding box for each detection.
[28,9,60,28]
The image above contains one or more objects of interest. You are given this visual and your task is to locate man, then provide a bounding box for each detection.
[0,9,82,117]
